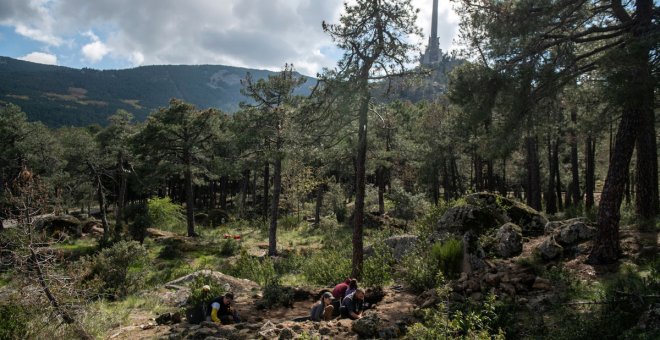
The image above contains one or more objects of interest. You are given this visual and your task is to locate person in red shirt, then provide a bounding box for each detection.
[332,278,351,300]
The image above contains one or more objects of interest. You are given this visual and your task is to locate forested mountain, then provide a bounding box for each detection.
[0,56,312,127]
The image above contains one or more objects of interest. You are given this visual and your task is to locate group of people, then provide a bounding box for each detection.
[311,278,365,321]
[200,277,366,326]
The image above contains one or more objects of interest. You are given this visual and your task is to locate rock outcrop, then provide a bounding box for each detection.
[495,223,523,258]
[465,193,548,236]
[352,311,380,338]
[364,234,419,261]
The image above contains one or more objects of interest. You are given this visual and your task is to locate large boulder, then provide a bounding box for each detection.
[495,223,523,258]
[33,214,81,236]
[364,234,419,261]
[535,237,563,261]
[352,311,380,338]
[462,231,487,273]
[435,204,506,238]
[554,221,596,246]
[465,193,548,236]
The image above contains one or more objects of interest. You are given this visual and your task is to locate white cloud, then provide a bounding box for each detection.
[2,0,460,75]
[129,51,144,66]
[15,23,63,46]
[81,31,110,62]
[18,51,58,65]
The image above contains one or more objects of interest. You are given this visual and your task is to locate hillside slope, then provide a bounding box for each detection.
[0,56,312,127]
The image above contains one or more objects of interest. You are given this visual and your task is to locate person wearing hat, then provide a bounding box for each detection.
[207,291,241,324]
[310,292,335,321]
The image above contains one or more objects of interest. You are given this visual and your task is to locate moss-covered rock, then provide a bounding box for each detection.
[465,193,548,236]
[435,204,506,237]
[33,214,81,237]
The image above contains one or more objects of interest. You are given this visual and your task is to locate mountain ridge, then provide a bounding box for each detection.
[0,56,313,127]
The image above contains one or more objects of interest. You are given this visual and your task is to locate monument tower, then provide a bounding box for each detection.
[420,0,442,66]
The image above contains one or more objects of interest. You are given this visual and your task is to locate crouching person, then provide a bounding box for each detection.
[310,292,335,321]
[208,292,241,324]
[339,288,365,320]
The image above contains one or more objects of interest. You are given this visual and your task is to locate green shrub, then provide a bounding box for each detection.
[273,253,304,276]
[324,182,348,223]
[0,303,31,340]
[80,240,148,299]
[362,244,394,288]
[397,247,441,292]
[416,201,450,239]
[147,196,185,232]
[258,278,295,309]
[387,185,430,220]
[218,238,242,256]
[405,292,505,339]
[397,238,462,292]
[229,251,276,286]
[302,249,352,286]
[188,274,226,307]
[431,238,463,279]
[128,204,150,244]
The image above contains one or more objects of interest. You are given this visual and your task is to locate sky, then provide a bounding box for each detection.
[0,0,460,76]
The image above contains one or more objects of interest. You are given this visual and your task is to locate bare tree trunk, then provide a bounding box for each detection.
[115,153,126,240]
[589,109,639,263]
[585,134,596,210]
[554,138,563,211]
[220,176,227,210]
[240,169,249,217]
[635,91,659,220]
[263,162,270,219]
[97,183,110,244]
[352,85,369,279]
[526,137,542,211]
[184,157,196,237]
[29,247,93,339]
[546,137,557,214]
[441,162,449,202]
[269,157,282,256]
[499,158,508,196]
[474,152,483,192]
[570,108,581,207]
[486,159,494,192]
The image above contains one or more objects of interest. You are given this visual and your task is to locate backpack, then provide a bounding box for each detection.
[185,303,206,324]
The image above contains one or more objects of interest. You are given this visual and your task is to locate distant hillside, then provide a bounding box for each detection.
[0,56,313,127]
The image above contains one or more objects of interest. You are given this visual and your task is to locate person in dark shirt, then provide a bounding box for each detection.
[208,292,241,324]
[339,288,365,320]
[345,279,358,297]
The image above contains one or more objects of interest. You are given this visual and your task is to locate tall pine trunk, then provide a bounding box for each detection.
[589,1,652,262]
[634,87,659,220]
[184,157,196,237]
[240,169,249,217]
[115,153,127,240]
[546,137,557,214]
[220,176,227,210]
[570,109,581,207]
[585,135,596,210]
[263,162,270,218]
[525,137,542,211]
[269,156,282,256]
[97,181,110,245]
[352,84,369,279]
[554,138,563,211]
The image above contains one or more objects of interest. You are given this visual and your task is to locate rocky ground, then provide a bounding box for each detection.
[94,193,658,339]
